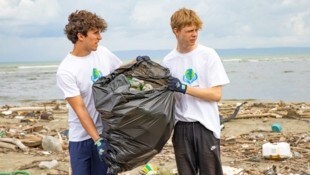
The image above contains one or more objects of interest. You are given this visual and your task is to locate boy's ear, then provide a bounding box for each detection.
[77,32,85,41]
[173,28,179,37]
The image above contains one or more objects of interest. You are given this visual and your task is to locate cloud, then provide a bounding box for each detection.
[0,0,309,61]
[0,0,62,37]
[287,11,310,35]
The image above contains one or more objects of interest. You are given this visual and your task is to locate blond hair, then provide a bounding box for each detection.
[170,8,203,31]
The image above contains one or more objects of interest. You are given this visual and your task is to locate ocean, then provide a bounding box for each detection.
[0,48,309,106]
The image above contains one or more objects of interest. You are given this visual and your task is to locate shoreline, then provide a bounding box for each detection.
[1,57,310,106]
[0,100,309,174]
[1,98,309,107]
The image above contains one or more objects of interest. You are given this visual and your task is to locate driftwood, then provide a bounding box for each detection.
[236,113,282,119]
[18,159,52,170]
[220,102,247,124]
[20,135,42,147]
[222,156,259,163]
[0,106,51,112]
[235,140,256,144]
[291,146,310,153]
[0,105,67,113]
[0,138,29,152]
[301,113,310,118]
[294,135,303,145]
[0,141,16,150]
[22,125,44,133]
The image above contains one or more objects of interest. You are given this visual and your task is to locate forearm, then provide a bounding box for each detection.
[186,85,222,102]
[74,107,101,141]
[67,96,100,142]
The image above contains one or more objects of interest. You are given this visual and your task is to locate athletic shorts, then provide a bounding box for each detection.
[172,121,223,175]
[69,138,114,175]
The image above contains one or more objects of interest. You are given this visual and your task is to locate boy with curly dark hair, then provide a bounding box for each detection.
[57,10,122,175]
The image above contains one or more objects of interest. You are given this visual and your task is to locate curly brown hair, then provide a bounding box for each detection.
[170,8,202,31]
[64,10,107,44]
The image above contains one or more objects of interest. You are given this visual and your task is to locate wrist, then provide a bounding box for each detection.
[94,137,103,146]
[93,134,101,142]
[181,84,187,94]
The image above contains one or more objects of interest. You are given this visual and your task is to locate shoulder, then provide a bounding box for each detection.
[195,45,221,62]
[57,55,77,75]
[197,45,217,55]
[96,45,110,53]
[96,45,118,58]
[57,55,72,70]
[95,45,122,66]
[163,49,178,62]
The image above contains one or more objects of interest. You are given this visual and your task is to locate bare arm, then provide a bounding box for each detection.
[66,95,100,142]
[186,85,223,102]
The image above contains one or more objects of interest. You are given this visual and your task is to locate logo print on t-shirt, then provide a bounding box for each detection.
[183,68,198,84]
[91,68,103,82]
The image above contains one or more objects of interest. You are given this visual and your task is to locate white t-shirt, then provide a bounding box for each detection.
[162,44,230,139]
[56,46,122,141]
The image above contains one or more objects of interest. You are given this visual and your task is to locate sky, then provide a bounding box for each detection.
[0,0,309,62]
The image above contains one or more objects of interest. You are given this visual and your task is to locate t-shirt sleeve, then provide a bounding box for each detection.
[56,71,80,98]
[102,47,122,72]
[110,55,122,71]
[208,50,230,87]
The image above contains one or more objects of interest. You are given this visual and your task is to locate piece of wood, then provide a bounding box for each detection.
[22,125,44,133]
[237,113,282,119]
[0,106,52,112]
[20,135,42,147]
[300,113,310,118]
[0,138,29,152]
[17,159,51,170]
[0,141,16,150]
[291,146,310,153]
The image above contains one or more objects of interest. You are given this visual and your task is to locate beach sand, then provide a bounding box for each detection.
[0,100,309,175]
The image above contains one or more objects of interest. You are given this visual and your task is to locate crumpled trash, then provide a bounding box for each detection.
[38,159,58,169]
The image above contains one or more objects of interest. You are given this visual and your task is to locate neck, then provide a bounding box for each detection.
[71,44,91,57]
[177,44,197,54]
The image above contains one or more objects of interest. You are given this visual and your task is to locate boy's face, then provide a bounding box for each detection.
[79,28,102,52]
[174,24,199,49]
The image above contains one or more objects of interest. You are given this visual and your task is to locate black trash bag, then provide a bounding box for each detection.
[92,57,175,174]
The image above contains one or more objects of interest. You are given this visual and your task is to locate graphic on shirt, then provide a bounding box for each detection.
[183,68,198,84]
[91,68,103,82]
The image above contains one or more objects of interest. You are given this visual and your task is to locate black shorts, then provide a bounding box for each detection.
[172,121,223,175]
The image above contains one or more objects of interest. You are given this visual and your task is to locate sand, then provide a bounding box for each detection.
[0,100,309,175]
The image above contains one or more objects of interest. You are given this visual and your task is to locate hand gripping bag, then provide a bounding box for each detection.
[92,57,175,173]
